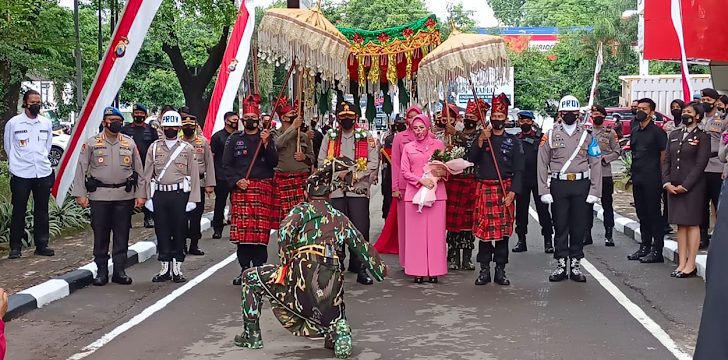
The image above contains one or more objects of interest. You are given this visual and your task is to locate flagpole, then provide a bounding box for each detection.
[671,0,693,102]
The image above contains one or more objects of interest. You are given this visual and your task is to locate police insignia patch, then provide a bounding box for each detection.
[124,156,130,164]
[196,148,203,153]
[98,157,104,164]
[178,164,184,169]
[540,134,548,147]
[81,143,87,152]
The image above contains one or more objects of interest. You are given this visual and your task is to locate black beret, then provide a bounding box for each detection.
[701,88,720,100]
[591,104,606,115]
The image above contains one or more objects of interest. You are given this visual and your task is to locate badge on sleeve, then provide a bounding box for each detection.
[587,136,602,157]
[81,143,87,153]
[540,134,548,147]
[18,139,27,147]
[98,157,105,164]
[124,156,130,164]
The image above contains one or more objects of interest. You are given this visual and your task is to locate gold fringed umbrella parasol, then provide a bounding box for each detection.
[416,28,510,106]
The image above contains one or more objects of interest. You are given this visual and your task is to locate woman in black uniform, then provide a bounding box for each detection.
[662,101,711,278]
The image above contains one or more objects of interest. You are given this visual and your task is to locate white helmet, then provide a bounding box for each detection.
[558,95,581,112]
[160,111,182,127]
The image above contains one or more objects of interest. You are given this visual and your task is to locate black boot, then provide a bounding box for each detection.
[569,258,587,282]
[447,247,460,270]
[34,237,55,256]
[112,268,133,285]
[152,261,172,282]
[356,264,373,285]
[494,264,510,285]
[627,245,650,260]
[144,210,154,228]
[512,234,527,252]
[188,239,205,256]
[583,232,593,246]
[233,268,248,286]
[172,259,187,283]
[544,235,555,254]
[8,249,21,259]
[604,227,615,247]
[699,229,710,249]
[461,249,475,270]
[639,250,664,263]
[93,265,109,286]
[212,232,222,239]
[474,263,491,285]
[549,258,568,282]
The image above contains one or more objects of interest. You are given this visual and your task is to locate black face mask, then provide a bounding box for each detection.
[592,116,605,126]
[491,120,505,130]
[396,123,407,132]
[227,121,238,129]
[107,122,122,134]
[631,108,638,115]
[311,122,317,129]
[520,123,532,133]
[702,102,715,113]
[27,104,41,116]
[340,119,355,130]
[718,107,726,113]
[244,119,259,130]
[435,121,446,128]
[671,109,683,124]
[635,110,648,122]
[133,116,145,123]
[182,128,195,137]
[464,119,478,130]
[164,128,178,139]
[681,113,695,125]
[562,113,577,125]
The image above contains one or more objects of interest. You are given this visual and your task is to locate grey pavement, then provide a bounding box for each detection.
[4,184,704,360]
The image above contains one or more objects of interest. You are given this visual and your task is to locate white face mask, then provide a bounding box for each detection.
[454,122,465,132]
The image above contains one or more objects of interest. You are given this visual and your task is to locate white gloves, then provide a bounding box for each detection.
[185,202,197,212]
[145,199,154,212]
[586,195,599,204]
[540,194,554,204]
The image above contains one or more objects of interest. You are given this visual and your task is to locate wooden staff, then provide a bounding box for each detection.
[444,84,452,147]
[252,45,259,95]
[296,69,304,153]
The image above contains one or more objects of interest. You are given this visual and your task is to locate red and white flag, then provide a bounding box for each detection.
[587,41,604,110]
[52,0,164,205]
[671,0,693,102]
[203,0,256,140]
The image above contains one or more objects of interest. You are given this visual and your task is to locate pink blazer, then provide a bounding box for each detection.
[401,137,447,202]
[391,130,437,193]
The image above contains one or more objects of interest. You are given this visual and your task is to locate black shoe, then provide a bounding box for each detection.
[699,230,710,250]
[414,277,424,284]
[356,267,373,285]
[461,249,475,270]
[34,247,55,256]
[474,264,491,285]
[188,240,205,256]
[494,265,510,286]
[212,232,222,239]
[112,272,133,285]
[544,236,555,254]
[670,269,679,277]
[93,269,109,286]
[583,233,593,246]
[627,245,650,260]
[549,258,568,282]
[428,277,438,283]
[675,268,697,278]
[639,250,664,263]
[447,247,460,270]
[152,262,172,282]
[569,258,587,282]
[144,218,154,228]
[604,227,614,246]
[233,274,243,286]
[171,260,186,283]
[8,249,21,259]
[664,226,674,235]
[512,234,527,252]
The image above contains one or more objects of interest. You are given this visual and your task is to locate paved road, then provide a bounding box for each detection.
[5,186,705,360]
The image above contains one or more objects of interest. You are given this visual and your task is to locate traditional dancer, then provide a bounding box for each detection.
[471,94,524,286]
[272,97,314,226]
[317,101,379,285]
[432,104,458,145]
[445,99,485,271]
[234,156,387,359]
[222,94,279,285]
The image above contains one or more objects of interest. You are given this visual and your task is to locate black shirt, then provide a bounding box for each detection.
[211,128,234,180]
[518,129,542,180]
[120,122,158,165]
[469,131,524,194]
[222,131,278,188]
[630,120,667,184]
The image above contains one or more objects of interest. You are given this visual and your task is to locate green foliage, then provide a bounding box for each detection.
[440,2,477,40]
[340,0,430,30]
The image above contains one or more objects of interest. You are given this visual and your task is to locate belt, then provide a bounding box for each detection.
[199,174,205,180]
[155,182,185,192]
[292,244,338,259]
[552,170,590,181]
[711,151,719,157]
[97,182,126,188]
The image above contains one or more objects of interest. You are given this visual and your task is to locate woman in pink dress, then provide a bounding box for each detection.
[401,114,448,283]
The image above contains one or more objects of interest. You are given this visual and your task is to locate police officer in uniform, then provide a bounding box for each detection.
[698,88,727,249]
[538,95,602,282]
[72,107,146,285]
[144,111,201,283]
[181,115,215,255]
[585,105,621,246]
[512,110,554,253]
[121,103,158,228]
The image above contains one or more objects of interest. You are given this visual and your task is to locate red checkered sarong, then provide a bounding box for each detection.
[230,179,274,245]
[446,173,477,232]
[272,172,308,228]
[472,179,514,241]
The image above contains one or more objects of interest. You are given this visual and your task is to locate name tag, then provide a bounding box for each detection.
[523,137,535,144]
[14,130,27,134]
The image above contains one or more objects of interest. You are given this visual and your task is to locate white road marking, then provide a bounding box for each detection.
[66,230,277,360]
[528,207,692,360]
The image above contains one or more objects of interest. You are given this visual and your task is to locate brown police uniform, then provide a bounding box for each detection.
[183,134,215,254]
[585,126,621,242]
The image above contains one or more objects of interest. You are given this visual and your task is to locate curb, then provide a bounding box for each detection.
[592,204,707,281]
[3,208,228,322]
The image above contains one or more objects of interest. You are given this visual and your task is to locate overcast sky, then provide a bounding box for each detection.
[59,0,499,27]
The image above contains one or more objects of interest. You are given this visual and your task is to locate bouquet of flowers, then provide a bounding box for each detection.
[413,146,473,212]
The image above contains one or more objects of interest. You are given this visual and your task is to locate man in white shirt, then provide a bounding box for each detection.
[4,90,56,259]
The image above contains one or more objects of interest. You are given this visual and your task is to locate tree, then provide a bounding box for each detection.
[440,2,477,40]
[486,0,526,27]
[341,0,429,30]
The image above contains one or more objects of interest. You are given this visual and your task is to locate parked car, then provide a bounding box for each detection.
[583,107,669,137]
[49,133,69,167]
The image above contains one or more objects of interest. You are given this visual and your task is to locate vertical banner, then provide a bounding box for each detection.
[670,0,693,102]
[583,41,603,123]
[52,0,165,205]
[202,0,256,140]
